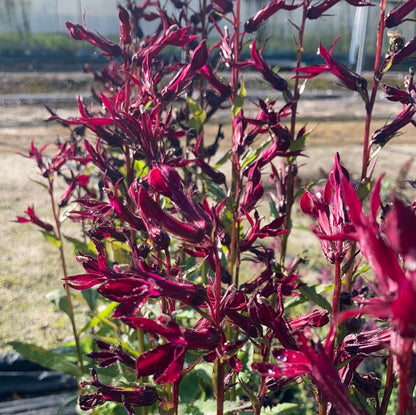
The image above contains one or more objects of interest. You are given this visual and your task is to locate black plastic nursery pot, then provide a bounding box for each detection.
[0,353,78,414]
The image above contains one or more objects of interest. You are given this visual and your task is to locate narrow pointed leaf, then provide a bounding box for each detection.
[8,342,83,378]
[41,231,62,248]
[232,81,246,116]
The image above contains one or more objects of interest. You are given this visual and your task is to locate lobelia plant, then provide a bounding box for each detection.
[13,0,416,414]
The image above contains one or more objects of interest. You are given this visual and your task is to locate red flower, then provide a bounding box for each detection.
[342,328,391,356]
[65,240,207,316]
[252,329,361,415]
[58,173,90,207]
[380,82,414,105]
[245,0,301,33]
[372,71,416,146]
[66,22,122,58]
[241,163,264,212]
[338,176,416,338]
[289,309,329,330]
[239,209,287,252]
[79,369,159,414]
[212,0,233,14]
[122,316,220,383]
[133,13,198,64]
[15,205,54,233]
[148,165,210,225]
[371,105,416,147]
[199,64,232,97]
[307,0,372,20]
[88,340,136,369]
[294,36,369,102]
[383,198,416,269]
[117,3,131,45]
[161,40,208,101]
[129,184,207,244]
[250,40,290,94]
[23,140,76,178]
[389,36,416,67]
[385,1,416,27]
[248,292,296,349]
[300,153,352,263]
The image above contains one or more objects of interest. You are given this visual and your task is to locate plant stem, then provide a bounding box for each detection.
[332,252,342,316]
[280,2,307,265]
[216,358,225,415]
[229,0,242,285]
[318,398,328,415]
[49,182,85,374]
[380,354,394,415]
[398,338,414,414]
[173,381,180,415]
[361,0,386,180]
[213,238,224,415]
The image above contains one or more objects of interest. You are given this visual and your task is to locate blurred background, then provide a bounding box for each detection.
[0,0,414,72]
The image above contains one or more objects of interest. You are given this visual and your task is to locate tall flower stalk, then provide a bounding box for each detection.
[16,140,86,374]
[361,0,387,181]
[14,0,416,414]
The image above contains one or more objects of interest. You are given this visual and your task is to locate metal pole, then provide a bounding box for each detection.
[348,6,369,74]
[356,6,368,74]
[54,0,59,32]
[77,0,82,23]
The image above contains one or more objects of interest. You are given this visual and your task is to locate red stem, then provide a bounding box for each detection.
[48,180,85,374]
[280,2,307,265]
[398,339,414,415]
[361,0,386,180]
[380,354,394,415]
[213,239,224,415]
[332,252,342,317]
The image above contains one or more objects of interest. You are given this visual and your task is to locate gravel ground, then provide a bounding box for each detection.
[1,71,415,353]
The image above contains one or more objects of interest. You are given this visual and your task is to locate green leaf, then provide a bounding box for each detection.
[232,81,246,116]
[187,97,206,132]
[45,289,69,315]
[59,202,77,223]
[269,197,279,219]
[285,284,332,311]
[181,258,206,280]
[179,371,205,403]
[289,131,310,153]
[241,137,271,170]
[264,403,299,414]
[357,177,372,201]
[205,180,226,202]
[238,376,260,409]
[81,287,99,311]
[111,241,131,265]
[8,342,82,378]
[354,263,370,278]
[295,186,307,201]
[41,231,61,248]
[214,150,231,169]
[63,235,93,256]
[30,179,49,191]
[178,399,251,415]
[79,301,118,334]
[92,401,127,415]
[273,65,281,73]
[133,158,149,178]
